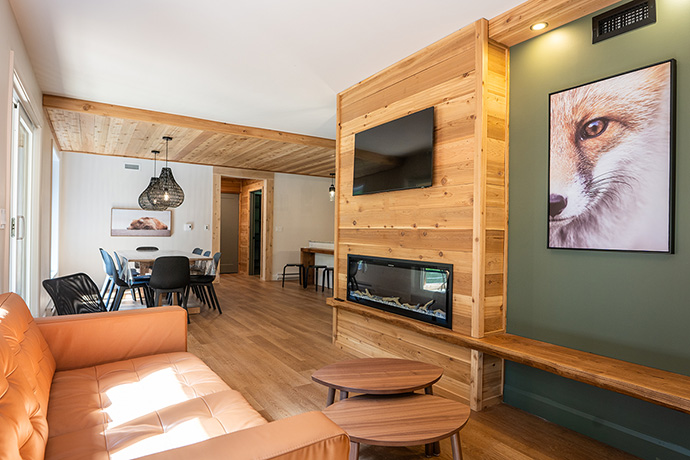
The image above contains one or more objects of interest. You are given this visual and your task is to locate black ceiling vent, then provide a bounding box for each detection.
[592,0,656,44]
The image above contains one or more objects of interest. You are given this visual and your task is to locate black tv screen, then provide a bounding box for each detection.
[353,107,434,196]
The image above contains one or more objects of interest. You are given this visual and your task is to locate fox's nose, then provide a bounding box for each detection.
[549,194,568,217]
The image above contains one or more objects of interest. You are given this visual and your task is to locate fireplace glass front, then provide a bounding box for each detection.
[347,255,452,328]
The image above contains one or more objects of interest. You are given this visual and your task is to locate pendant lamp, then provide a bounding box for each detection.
[328,173,336,201]
[139,150,168,210]
[147,136,184,208]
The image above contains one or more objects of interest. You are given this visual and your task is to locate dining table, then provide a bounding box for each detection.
[117,249,215,312]
[117,249,214,284]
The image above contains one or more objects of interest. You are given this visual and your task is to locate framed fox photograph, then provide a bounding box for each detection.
[548,60,676,253]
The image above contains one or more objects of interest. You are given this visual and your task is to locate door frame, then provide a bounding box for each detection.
[212,167,273,281]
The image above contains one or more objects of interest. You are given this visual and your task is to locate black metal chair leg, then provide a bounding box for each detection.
[209,285,222,314]
[111,286,126,312]
[207,286,217,310]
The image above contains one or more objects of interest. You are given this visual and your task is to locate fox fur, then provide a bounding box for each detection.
[549,63,672,251]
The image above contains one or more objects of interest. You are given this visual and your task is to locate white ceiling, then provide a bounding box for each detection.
[9,0,524,140]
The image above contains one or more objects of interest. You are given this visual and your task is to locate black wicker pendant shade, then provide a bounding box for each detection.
[139,150,168,210]
[147,136,184,209]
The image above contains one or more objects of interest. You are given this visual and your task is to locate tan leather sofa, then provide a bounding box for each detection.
[0,292,349,460]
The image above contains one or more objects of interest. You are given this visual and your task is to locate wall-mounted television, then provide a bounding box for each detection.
[353,107,434,196]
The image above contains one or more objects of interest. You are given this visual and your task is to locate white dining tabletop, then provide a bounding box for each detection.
[118,249,212,263]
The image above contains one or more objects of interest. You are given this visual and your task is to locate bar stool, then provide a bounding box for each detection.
[307,264,327,290]
[281,263,305,287]
[321,267,334,292]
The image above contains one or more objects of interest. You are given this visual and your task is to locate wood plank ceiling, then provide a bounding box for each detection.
[44,95,336,177]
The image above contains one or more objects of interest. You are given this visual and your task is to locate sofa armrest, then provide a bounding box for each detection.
[35,306,187,371]
[137,411,350,460]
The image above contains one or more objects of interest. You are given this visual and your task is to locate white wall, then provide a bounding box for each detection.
[58,152,213,285]
[272,173,335,279]
[1,0,50,313]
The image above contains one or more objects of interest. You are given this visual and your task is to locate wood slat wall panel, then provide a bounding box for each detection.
[335,310,473,405]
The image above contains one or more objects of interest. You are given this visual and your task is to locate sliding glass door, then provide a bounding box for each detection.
[9,96,34,300]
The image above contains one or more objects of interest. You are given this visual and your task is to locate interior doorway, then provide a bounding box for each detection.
[249,190,262,276]
[220,193,239,273]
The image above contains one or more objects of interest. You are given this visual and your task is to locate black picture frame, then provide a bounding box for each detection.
[547,59,676,253]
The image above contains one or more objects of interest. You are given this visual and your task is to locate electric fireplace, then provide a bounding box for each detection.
[347,255,452,329]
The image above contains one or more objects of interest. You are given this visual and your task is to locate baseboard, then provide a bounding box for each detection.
[504,385,690,460]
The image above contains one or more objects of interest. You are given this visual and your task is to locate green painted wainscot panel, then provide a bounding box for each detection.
[506,0,690,458]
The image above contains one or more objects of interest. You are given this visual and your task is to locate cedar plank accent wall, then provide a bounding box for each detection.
[221,177,242,194]
[333,19,508,410]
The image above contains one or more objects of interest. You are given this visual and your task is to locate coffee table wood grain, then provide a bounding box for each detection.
[323,393,470,460]
[312,358,444,405]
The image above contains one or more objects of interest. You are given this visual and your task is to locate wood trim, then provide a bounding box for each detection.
[333,93,342,295]
[262,178,274,282]
[213,166,274,180]
[488,0,620,47]
[472,19,489,339]
[212,173,221,260]
[470,350,484,411]
[328,298,690,415]
[43,95,336,149]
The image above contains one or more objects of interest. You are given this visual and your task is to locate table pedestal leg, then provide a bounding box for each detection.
[349,441,359,460]
[450,433,463,460]
[326,387,336,406]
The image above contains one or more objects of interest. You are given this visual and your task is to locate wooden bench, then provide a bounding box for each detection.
[329,298,690,414]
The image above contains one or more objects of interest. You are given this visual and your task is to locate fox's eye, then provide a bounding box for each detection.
[580,118,608,139]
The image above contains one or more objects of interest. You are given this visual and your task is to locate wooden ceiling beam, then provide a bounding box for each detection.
[43,94,336,150]
[489,0,620,47]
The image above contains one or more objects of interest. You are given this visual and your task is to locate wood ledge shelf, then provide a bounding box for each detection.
[328,298,690,415]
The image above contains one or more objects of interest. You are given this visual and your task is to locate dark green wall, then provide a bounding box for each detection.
[506,1,690,458]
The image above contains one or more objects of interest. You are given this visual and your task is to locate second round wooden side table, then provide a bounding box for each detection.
[323,393,471,460]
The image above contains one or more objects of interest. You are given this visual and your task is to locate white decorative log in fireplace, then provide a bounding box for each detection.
[347,255,453,329]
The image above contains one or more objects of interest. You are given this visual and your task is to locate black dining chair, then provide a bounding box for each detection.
[148,256,191,322]
[137,246,159,251]
[203,250,211,257]
[189,252,222,314]
[192,248,203,255]
[43,273,107,315]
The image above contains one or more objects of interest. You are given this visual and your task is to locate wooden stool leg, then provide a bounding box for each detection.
[450,433,463,460]
[326,387,336,406]
[349,441,360,460]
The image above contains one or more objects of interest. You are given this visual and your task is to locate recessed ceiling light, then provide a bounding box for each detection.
[531,22,549,31]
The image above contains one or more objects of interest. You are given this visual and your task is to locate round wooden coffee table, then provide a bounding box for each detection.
[312,358,444,405]
[323,393,470,460]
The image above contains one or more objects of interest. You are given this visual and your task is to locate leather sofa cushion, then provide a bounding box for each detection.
[0,293,56,416]
[45,352,267,460]
[0,335,49,460]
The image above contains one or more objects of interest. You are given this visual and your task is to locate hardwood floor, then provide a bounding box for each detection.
[187,274,639,460]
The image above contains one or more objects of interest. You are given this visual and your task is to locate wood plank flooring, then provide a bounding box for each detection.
[187,274,639,460]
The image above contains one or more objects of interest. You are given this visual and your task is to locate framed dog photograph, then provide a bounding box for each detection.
[111,208,172,237]
[548,60,676,252]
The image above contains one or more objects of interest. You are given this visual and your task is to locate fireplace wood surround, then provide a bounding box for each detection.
[331,19,508,410]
